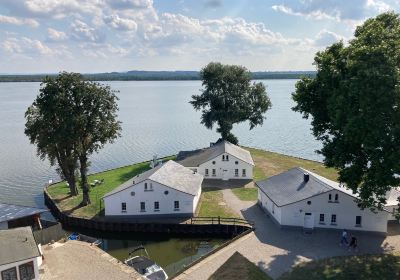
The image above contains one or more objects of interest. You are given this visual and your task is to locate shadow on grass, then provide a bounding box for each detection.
[117,163,151,183]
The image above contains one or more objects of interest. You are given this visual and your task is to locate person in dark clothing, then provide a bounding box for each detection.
[348,235,358,251]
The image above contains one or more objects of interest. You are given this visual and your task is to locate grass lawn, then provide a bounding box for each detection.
[209,252,272,280]
[247,147,338,182]
[46,156,175,219]
[279,253,400,280]
[231,187,258,201]
[197,187,240,218]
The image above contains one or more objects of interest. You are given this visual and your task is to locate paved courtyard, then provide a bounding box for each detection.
[176,186,400,280]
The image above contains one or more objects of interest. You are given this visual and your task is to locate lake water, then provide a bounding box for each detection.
[0,80,321,208]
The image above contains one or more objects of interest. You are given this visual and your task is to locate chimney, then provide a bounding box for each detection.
[304,173,309,182]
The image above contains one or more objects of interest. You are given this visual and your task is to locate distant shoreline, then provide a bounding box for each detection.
[0,71,315,82]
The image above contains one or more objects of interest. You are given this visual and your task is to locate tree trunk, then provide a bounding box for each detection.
[79,154,91,206]
[66,176,79,196]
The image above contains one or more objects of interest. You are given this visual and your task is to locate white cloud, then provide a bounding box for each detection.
[271,0,396,22]
[105,0,153,10]
[104,14,138,31]
[2,37,53,55]
[0,14,39,27]
[47,28,67,41]
[313,29,343,46]
[70,20,104,43]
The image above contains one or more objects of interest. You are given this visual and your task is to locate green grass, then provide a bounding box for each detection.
[46,156,175,219]
[209,252,272,280]
[231,187,258,201]
[246,147,339,182]
[197,187,239,218]
[279,253,400,280]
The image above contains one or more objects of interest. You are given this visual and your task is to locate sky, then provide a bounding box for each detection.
[0,0,399,73]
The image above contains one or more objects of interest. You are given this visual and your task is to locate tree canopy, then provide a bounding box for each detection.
[292,12,400,212]
[190,62,272,144]
[25,72,121,205]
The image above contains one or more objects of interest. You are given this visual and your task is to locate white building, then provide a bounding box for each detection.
[103,160,203,217]
[177,141,254,180]
[256,167,395,234]
[0,227,42,280]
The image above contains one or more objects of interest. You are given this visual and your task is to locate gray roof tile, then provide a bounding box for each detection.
[0,203,48,223]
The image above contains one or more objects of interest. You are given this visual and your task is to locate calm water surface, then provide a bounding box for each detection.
[0,80,321,207]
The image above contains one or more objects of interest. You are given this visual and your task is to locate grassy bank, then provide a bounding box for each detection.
[47,157,174,219]
[196,187,239,218]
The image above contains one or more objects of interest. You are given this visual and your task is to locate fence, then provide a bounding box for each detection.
[33,221,67,245]
[44,189,254,237]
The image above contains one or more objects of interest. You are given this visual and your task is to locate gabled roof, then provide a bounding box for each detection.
[0,226,41,265]
[103,160,203,198]
[256,167,355,207]
[0,203,48,223]
[177,140,254,167]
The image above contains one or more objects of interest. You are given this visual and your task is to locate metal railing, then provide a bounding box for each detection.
[189,216,254,227]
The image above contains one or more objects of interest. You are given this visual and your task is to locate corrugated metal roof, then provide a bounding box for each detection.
[103,160,203,198]
[0,203,48,223]
[177,140,254,167]
[0,226,41,265]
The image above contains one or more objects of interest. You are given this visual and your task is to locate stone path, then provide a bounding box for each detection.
[40,240,143,280]
[176,188,400,280]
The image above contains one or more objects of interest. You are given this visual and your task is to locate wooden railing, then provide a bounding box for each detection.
[189,216,254,227]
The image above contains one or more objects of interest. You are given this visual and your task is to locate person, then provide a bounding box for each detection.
[340,229,348,246]
[349,235,358,251]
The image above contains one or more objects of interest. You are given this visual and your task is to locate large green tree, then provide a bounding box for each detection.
[292,12,400,212]
[25,72,121,206]
[190,62,272,144]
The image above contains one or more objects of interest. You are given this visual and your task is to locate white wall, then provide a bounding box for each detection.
[280,190,388,233]
[258,189,282,224]
[104,179,200,216]
[191,153,253,180]
[0,256,40,280]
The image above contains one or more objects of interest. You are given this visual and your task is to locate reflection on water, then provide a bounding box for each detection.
[100,235,226,276]
[0,80,322,207]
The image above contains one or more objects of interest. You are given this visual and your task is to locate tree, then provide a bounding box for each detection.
[292,12,400,213]
[190,62,272,144]
[25,72,121,206]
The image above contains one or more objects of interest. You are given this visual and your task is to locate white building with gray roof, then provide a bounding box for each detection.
[0,227,42,280]
[103,160,203,217]
[177,141,254,181]
[256,167,394,234]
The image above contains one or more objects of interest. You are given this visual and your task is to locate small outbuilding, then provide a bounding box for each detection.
[177,140,254,180]
[0,203,48,230]
[256,167,393,234]
[103,160,203,217]
[0,226,42,280]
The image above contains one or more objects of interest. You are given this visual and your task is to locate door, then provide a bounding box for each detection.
[304,213,314,229]
[222,169,229,181]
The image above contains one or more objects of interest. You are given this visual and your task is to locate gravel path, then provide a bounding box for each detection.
[176,188,400,280]
[40,241,143,280]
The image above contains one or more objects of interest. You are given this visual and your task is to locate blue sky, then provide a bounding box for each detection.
[0,0,398,73]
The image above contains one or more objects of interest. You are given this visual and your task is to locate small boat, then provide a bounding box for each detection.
[68,232,102,246]
[124,245,168,280]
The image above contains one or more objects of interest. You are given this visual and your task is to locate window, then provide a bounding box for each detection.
[335,194,339,202]
[174,201,180,210]
[242,169,246,177]
[272,203,275,214]
[319,214,325,223]
[235,169,239,177]
[212,169,216,176]
[154,201,160,211]
[222,155,225,161]
[130,191,135,196]
[1,267,17,280]
[121,202,126,212]
[19,261,35,280]
[205,169,209,176]
[331,214,337,224]
[356,216,362,227]
[140,202,146,212]
[212,161,216,165]
[328,194,332,201]
[235,161,238,165]
[150,183,153,190]
[307,201,311,205]
[226,155,229,161]
[164,190,169,195]
[144,183,148,191]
